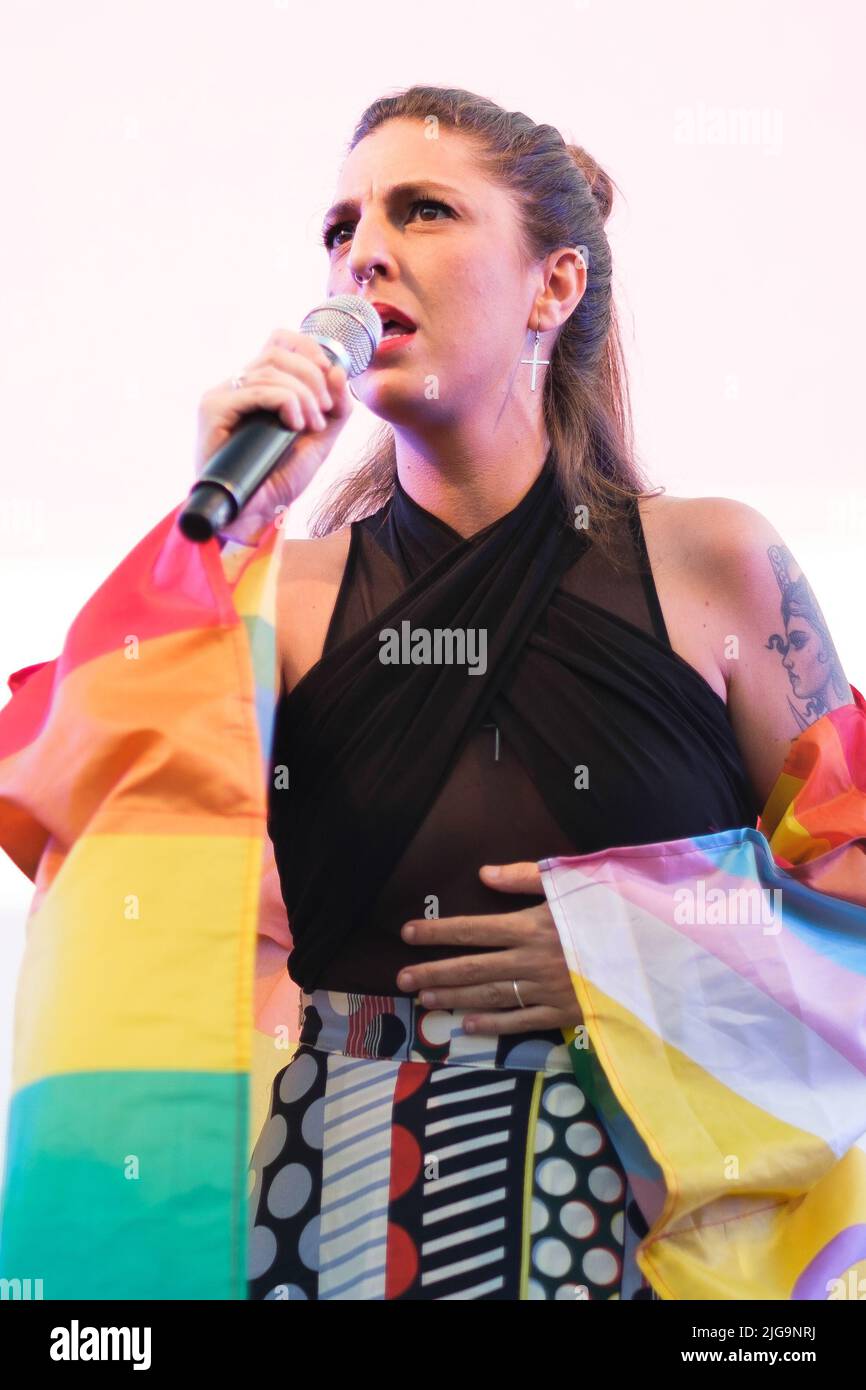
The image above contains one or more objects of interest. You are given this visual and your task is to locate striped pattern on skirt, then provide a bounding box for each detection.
[248,990,659,1300]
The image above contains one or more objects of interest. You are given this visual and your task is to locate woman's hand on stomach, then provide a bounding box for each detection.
[396,861,583,1036]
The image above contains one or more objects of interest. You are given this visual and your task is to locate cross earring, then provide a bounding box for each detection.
[520,318,550,391]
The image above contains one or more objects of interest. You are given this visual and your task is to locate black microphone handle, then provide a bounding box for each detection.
[178,410,301,543]
[178,321,365,543]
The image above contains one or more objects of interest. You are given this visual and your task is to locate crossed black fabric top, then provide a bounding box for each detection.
[267,450,761,994]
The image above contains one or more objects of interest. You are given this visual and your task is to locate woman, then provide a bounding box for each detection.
[192,85,857,1301]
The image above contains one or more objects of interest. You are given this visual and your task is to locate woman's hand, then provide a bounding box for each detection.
[396,861,583,1035]
[193,327,354,540]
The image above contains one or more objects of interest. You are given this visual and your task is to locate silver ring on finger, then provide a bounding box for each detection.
[231,372,246,390]
[512,979,527,1009]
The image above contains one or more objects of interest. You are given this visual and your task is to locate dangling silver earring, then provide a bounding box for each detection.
[520,316,550,391]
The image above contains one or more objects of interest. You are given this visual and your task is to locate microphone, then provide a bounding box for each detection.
[178,294,382,542]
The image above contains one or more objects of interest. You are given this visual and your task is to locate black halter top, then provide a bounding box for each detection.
[267,451,761,993]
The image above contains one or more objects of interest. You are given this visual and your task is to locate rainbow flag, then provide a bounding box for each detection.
[540,700,866,1301]
[0,499,864,1300]
[0,503,293,1298]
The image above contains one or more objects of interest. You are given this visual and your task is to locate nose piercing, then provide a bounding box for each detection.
[353,267,375,285]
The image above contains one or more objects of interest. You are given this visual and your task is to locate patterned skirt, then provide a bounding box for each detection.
[248,990,659,1300]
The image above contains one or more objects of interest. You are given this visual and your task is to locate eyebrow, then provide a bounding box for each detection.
[320,181,463,235]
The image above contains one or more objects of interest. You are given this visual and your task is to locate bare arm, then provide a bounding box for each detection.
[708,501,854,808]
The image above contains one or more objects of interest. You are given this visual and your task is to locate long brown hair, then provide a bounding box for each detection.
[311,85,658,557]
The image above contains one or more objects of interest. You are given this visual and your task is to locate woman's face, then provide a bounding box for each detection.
[781,617,827,701]
[322,118,539,426]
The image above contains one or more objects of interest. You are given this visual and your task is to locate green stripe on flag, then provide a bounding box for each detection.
[0,1069,248,1299]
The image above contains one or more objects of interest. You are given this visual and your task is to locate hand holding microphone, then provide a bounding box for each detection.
[182,295,382,542]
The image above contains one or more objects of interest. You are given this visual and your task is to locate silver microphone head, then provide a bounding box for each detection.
[299,294,382,376]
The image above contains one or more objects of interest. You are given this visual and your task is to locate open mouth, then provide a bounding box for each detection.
[380,319,418,339]
[373,320,418,358]
[370,301,418,343]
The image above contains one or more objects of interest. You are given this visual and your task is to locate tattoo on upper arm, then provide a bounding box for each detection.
[765,545,852,731]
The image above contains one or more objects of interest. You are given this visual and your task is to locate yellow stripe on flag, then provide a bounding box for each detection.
[13,831,260,1087]
[569,973,864,1300]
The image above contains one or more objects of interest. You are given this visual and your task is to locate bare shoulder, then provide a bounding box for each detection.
[637,491,775,572]
[637,490,837,633]
[276,524,353,694]
[277,524,352,585]
[636,490,797,635]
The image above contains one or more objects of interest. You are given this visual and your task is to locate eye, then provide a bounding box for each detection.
[322,197,454,251]
[407,197,454,225]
